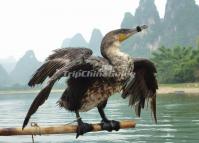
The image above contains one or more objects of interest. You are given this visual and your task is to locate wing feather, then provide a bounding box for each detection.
[23,58,86,129]
[28,48,92,86]
[46,48,92,61]
[28,59,66,86]
[23,48,93,128]
[122,58,158,123]
[23,57,110,129]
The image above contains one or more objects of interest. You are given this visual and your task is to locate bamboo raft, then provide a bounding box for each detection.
[0,120,136,136]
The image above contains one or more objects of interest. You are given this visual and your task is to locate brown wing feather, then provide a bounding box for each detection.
[28,48,93,87]
[23,58,87,129]
[28,59,66,86]
[122,58,158,123]
[46,48,93,61]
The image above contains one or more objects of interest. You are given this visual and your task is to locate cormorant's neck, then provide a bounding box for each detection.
[101,41,129,65]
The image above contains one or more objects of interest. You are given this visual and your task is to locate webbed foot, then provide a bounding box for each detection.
[101,120,120,132]
[76,118,93,138]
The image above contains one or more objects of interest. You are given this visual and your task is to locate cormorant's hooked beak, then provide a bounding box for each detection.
[118,25,148,42]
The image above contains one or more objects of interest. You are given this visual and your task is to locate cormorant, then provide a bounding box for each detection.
[22,25,158,138]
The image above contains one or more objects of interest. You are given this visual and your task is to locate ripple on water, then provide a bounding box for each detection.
[0,93,199,143]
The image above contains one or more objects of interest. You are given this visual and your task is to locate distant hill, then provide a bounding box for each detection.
[61,38,70,48]
[162,0,199,47]
[0,64,9,88]
[0,57,16,73]
[1,0,199,88]
[62,33,88,48]
[61,29,102,56]
[61,0,199,58]
[10,50,42,86]
[121,0,162,57]
[89,29,103,56]
[69,33,88,47]
[121,0,199,57]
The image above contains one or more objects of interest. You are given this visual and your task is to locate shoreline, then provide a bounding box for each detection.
[157,87,199,95]
[0,86,198,95]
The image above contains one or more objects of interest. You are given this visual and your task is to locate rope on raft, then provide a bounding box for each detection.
[30,118,82,143]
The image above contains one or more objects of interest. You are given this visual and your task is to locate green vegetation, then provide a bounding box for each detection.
[151,46,199,83]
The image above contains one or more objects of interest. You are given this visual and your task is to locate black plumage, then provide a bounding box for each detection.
[23,25,158,137]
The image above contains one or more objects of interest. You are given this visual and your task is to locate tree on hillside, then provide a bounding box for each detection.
[151,46,199,83]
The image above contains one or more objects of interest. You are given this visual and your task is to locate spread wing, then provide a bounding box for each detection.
[122,58,158,123]
[23,48,93,129]
[22,56,110,129]
[28,48,92,86]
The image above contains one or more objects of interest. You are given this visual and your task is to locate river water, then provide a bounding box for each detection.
[0,93,199,143]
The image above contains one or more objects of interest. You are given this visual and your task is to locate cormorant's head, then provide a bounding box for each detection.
[101,25,148,58]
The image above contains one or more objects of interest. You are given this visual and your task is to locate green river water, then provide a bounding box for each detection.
[0,93,199,143]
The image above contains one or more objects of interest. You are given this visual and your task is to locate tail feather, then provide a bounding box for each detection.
[150,95,157,124]
[22,82,54,129]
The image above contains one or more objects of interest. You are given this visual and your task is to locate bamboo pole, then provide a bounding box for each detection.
[0,120,136,136]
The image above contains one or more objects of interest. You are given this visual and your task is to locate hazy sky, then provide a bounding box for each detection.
[0,0,199,61]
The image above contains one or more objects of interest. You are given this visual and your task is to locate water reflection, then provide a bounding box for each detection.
[0,93,199,142]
